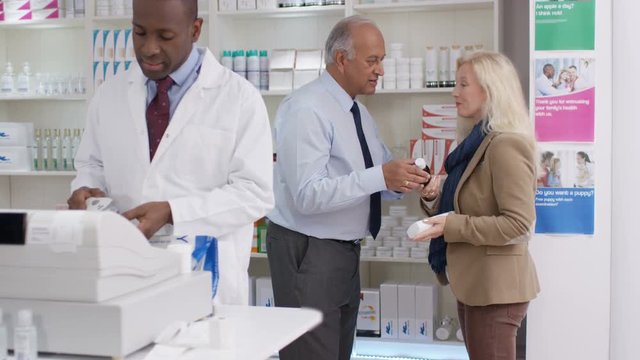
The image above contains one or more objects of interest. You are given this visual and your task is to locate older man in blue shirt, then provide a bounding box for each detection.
[267,15,430,360]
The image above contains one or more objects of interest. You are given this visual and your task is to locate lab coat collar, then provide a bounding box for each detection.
[127,48,224,165]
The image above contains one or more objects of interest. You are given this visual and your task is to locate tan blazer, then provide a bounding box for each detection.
[443,131,540,306]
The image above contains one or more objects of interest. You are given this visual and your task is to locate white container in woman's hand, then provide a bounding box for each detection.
[406,213,449,239]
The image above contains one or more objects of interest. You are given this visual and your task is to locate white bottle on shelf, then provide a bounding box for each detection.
[62,128,72,171]
[33,129,43,171]
[13,309,38,360]
[71,128,82,170]
[43,129,52,171]
[52,129,62,170]
[0,308,7,360]
[1,63,14,94]
[16,62,32,94]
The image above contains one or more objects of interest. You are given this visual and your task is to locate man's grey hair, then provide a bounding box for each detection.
[324,15,378,65]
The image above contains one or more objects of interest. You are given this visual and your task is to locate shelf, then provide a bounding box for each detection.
[354,0,494,14]
[354,337,468,359]
[0,18,85,30]
[261,87,452,97]
[375,87,453,94]
[0,94,88,101]
[0,171,76,176]
[218,5,345,19]
[93,11,209,23]
[251,252,428,264]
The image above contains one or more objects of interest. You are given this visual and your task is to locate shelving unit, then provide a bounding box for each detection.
[0,1,499,356]
[251,252,429,264]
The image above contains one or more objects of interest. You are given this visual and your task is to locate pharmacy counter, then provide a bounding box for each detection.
[10,305,322,360]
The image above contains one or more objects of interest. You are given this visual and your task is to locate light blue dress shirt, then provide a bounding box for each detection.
[145,46,204,120]
[268,71,399,241]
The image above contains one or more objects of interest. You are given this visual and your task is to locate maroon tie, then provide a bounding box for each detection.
[146,76,174,161]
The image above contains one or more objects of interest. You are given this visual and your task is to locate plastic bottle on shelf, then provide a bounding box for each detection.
[220,50,233,70]
[0,308,7,360]
[1,63,14,94]
[16,62,31,94]
[259,50,269,91]
[435,315,453,340]
[13,309,38,360]
[52,129,62,171]
[71,128,82,170]
[43,129,52,171]
[62,128,72,171]
[33,129,43,171]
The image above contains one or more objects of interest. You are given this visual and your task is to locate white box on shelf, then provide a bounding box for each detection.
[357,288,380,336]
[104,30,115,63]
[114,29,126,62]
[93,29,104,62]
[125,30,135,62]
[293,69,319,89]
[269,49,296,70]
[237,0,256,10]
[31,8,59,19]
[248,276,256,306]
[256,0,277,9]
[0,146,32,171]
[4,9,32,21]
[218,0,236,12]
[269,70,293,91]
[30,0,59,10]
[380,283,398,338]
[0,122,34,147]
[398,284,415,339]
[255,276,274,307]
[415,283,437,342]
[4,0,31,12]
[295,49,323,70]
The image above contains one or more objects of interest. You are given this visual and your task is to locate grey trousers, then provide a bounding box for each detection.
[457,300,529,360]
[266,222,361,360]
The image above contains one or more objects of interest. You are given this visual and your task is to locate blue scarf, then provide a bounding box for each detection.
[428,122,486,275]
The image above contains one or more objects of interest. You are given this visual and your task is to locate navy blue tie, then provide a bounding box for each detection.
[350,102,381,239]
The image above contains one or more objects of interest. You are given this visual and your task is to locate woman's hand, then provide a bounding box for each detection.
[411,213,448,241]
[420,175,442,201]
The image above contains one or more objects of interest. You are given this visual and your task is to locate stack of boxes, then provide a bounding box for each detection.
[0,122,33,172]
[410,104,458,175]
[376,283,438,341]
[269,49,323,91]
[92,29,135,89]
[0,0,84,22]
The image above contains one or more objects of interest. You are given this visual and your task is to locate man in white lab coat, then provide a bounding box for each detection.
[67,0,274,305]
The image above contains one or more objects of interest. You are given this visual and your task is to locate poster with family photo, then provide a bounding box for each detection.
[535,145,595,235]
[534,56,595,142]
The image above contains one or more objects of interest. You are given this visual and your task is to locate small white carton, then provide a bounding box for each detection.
[380,283,398,338]
[255,277,274,307]
[415,283,438,342]
[398,284,416,339]
[357,288,380,336]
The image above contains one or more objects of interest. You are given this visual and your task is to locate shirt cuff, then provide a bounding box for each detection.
[361,165,388,194]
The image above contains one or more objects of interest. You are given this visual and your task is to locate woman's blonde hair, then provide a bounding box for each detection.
[456,51,533,139]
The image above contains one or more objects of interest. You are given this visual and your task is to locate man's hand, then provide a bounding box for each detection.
[122,201,173,239]
[382,159,431,193]
[67,187,106,209]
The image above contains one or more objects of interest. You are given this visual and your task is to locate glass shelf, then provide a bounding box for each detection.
[251,252,428,264]
[0,17,85,30]
[0,171,77,176]
[218,5,345,19]
[354,0,494,14]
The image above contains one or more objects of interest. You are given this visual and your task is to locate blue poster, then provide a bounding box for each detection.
[535,187,594,234]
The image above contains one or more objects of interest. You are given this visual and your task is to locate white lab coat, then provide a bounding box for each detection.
[71,48,274,305]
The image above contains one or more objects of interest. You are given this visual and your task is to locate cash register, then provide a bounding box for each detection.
[0,210,212,357]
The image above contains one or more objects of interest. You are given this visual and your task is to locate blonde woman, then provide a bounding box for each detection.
[412,51,540,360]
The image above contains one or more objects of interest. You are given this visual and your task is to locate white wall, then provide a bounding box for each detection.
[610,0,640,359]
[526,1,612,359]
